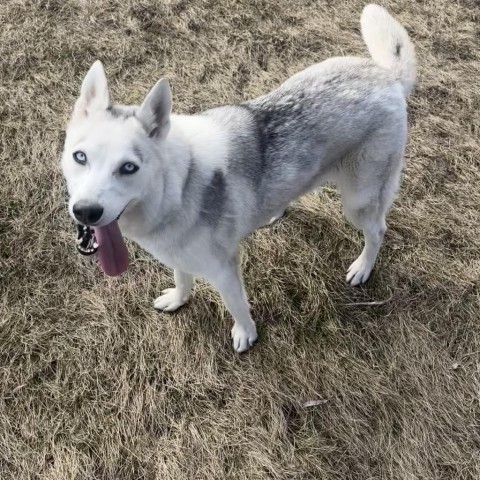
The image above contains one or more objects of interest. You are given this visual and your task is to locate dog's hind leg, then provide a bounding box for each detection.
[344,203,387,286]
[154,269,194,311]
[338,150,403,286]
[208,256,258,353]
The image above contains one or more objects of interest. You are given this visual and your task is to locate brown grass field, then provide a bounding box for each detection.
[1,0,479,478]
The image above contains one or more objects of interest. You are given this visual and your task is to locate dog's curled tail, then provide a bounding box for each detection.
[361,4,416,97]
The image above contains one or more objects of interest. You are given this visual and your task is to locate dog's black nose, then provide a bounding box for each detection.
[73,202,104,225]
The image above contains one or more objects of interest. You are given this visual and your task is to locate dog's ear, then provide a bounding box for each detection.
[71,61,110,121]
[137,79,171,139]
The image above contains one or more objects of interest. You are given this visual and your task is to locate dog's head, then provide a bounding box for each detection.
[62,61,171,227]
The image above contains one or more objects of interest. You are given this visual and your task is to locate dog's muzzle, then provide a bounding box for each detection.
[74,203,129,256]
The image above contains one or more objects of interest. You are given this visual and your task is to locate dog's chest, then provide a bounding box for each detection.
[125,226,218,276]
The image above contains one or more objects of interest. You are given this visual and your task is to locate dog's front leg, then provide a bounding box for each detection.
[209,258,258,353]
[154,269,194,312]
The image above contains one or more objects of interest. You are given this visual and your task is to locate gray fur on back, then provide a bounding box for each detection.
[197,57,406,237]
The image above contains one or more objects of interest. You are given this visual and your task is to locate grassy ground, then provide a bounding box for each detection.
[1,0,479,478]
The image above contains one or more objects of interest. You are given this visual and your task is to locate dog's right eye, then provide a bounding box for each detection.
[73,151,87,165]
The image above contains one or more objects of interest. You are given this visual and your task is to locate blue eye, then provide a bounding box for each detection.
[120,162,139,175]
[73,151,87,164]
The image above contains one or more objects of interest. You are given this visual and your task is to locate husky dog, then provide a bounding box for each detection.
[62,5,416,352]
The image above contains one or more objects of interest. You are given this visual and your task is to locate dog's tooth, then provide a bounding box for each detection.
[93,242,98,248]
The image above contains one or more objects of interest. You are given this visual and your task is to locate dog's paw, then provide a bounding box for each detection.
[231,321,258,353]
[346,255,373,286]
[153,288,189,312]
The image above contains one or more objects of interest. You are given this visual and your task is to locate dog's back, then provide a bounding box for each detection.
[201,56,413,235]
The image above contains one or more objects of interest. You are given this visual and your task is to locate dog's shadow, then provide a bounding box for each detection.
[241,198,396,330]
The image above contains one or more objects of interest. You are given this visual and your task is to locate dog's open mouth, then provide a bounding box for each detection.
[75,220,129,277]
[76,224,98,256]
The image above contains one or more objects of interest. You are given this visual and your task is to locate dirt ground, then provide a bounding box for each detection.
[1,0,479,478]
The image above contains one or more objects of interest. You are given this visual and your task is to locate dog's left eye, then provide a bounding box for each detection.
[73,151,87,164]
[119,162,139,175]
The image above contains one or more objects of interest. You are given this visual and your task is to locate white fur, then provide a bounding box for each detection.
[361,4,416,96]
[172,114,230,172]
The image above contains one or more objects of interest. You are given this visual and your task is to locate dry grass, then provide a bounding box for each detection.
[1,0,479,478]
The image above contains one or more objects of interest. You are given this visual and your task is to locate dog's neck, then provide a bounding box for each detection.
[119,112,226,243]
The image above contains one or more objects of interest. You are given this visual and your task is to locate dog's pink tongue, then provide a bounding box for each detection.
[93,221,129,276]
